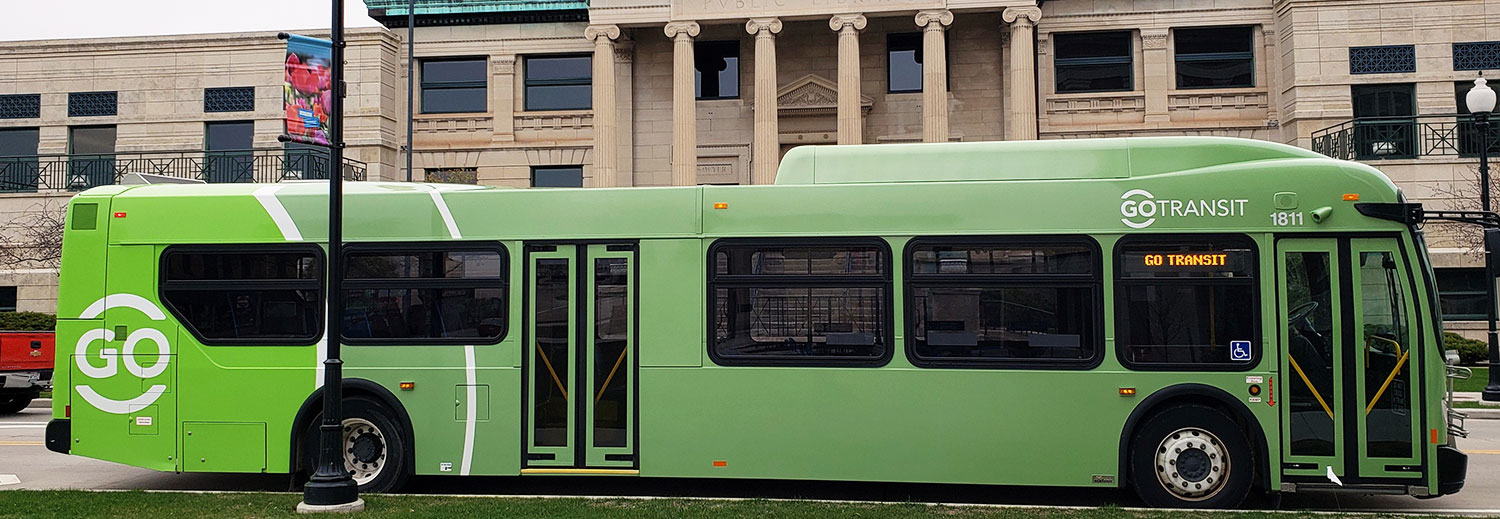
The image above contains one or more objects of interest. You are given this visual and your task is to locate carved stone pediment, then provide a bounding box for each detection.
[774,74,873,117]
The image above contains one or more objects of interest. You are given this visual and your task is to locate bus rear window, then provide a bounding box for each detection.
[1115,236,1259,369]
[161,246,324,345]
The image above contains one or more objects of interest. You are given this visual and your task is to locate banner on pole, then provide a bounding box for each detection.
[283,34,333,146]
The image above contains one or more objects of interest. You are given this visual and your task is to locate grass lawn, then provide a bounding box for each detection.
[0,491,1459,519]
[38,390,50,399]
[1453,400,1497,409]
[1453,367,1490,393]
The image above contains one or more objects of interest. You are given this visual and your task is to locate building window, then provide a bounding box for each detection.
[425,167,478,184]
[523,55,591,111]
[0,128,40,193]
[160,246,325,345]
[888,33,924,93]
[68,91,117,117]
[1349,45,1416,75]
[421,58,487,114]
[906,238,1101,367]
[531,165,582,188]
[0,94,40,119]
[1454,42,1500,71]
[0,287,15,312]
[709,239,892,366]
[205,121,256,183]
[1351,83,1416,160]
[1175,27,1254,89]
[1053,31,1133,93]
[68,125,117,190]
[696,41,740,100]
[342,243,508,344]
[1115,235,1259,369]
[1436,267,1489,321]
[204,87,256,113]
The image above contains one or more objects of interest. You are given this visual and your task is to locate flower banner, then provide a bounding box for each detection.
[283,34,333,146]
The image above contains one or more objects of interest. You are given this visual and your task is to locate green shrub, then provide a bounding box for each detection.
[1443,331,1489,365]
[0,312,55,331]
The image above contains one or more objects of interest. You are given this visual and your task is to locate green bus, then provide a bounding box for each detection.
[45,137,1467,508]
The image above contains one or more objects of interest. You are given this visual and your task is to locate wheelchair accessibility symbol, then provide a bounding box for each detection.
[1230,340,1252,362]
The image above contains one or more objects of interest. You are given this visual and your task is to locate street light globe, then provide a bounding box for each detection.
[1468,76,1497,114]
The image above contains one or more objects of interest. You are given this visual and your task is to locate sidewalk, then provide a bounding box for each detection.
[1454,392,1500,419]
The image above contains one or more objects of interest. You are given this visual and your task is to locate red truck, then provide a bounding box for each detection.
[0,332,53,414]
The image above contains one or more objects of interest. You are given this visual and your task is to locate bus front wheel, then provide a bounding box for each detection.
[301,396,410,494]
[1130,404,1253,509]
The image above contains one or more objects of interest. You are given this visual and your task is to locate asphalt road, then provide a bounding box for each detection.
[2,399,1499,513]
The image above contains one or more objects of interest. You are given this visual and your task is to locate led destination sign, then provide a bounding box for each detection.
[1120,249,1252,278]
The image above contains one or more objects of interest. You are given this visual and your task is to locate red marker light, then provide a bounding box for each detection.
[712,460,727,467]
[65,405,71,418]
[113,212,127,218]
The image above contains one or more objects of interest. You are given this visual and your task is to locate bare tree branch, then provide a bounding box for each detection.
[1428,163,1496,260]
[0,198,66,269]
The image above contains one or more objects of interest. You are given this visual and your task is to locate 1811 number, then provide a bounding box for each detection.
[1270,211,1304,226]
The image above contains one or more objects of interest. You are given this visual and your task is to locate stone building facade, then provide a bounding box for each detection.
[2,0,1500,320]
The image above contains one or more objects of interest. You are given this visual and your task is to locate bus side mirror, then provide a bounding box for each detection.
[1487,228,1500,276]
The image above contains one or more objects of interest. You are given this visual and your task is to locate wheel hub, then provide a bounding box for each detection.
[341,418,386,485]
[1154,427,1229,501]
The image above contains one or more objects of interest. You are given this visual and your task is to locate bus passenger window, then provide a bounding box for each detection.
[709,240,891,365]
[161,247,324,345]
[342,245,508,344]
[907,239,1100,367]
[1115,236,1259,369]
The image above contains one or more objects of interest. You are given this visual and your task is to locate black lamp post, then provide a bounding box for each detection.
[405,0,415,183]
[1467,75,1500,402]
[298,0,363,511]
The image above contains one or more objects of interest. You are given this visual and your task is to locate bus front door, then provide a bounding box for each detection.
[1277,237,1423,484]
[522,243,637,472]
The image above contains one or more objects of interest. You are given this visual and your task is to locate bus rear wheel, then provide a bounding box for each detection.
[1130,404,1253,509]
[302,396,410,494]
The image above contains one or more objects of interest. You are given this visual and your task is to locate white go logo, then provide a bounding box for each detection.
[74,294,171,415]
[1119,189,1158,229]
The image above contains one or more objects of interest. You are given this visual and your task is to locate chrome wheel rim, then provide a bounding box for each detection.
[342,418,386,486]
[1154,427,1228,501]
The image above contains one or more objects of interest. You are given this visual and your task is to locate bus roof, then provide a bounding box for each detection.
[774,136,1328,185]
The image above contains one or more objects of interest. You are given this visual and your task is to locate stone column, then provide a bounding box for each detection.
[746,18,784,185]
[829,14,867,145]
[1003,7,1042,141]
[665,21,701,186]
[916,10,954,143]
[1141,28,1170,125]
[586,24,621,187]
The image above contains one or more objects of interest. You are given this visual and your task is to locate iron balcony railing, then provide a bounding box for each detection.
[0,148,367,193]
[1311,114,1500,161]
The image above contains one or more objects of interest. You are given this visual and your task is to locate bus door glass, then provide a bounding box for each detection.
[1276,239,1344,478]
[523,243,636,470]
[1349,238,1422,478]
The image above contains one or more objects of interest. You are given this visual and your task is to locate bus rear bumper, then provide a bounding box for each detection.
[45,419,68,455]
[1437,444,1467,496]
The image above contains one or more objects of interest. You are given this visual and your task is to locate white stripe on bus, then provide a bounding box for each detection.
[426,187,462,240]
[252,185,303,241]
[461,345,477,476]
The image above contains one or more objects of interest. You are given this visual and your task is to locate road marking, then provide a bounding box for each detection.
[1466,449,1500,455]
[0,425,46,429]
[0,441,42,446]
[0,475,18,486]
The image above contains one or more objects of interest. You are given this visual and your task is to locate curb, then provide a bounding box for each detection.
[1464,407,1500,420]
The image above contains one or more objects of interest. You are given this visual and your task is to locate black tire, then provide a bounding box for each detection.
[0,395,33,415]
[1130,404,1255,509]
[301,395,410,494]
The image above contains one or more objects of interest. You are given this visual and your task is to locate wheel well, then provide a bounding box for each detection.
[1117,384,1270,492]
[290,379,416,475]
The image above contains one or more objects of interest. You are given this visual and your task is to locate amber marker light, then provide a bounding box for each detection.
[398,381,415,391]
[1342,193,1360,201]
[1118,388,1136,397]
[713,460,728,467]
[713,203,729,210]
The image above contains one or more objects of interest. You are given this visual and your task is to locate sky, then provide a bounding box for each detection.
[1,1,381,42]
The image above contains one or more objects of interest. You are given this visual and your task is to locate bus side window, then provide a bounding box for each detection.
[1115,235,1260,369]
[160,246,324,345]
